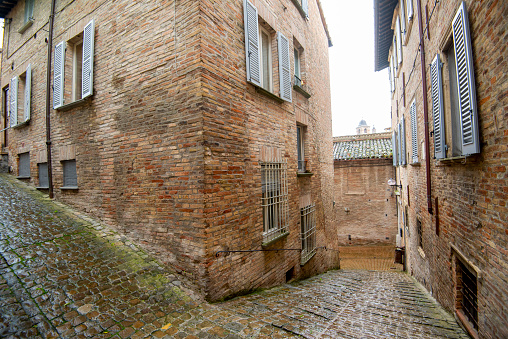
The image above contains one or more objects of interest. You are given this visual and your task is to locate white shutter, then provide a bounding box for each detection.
[389,59,394,93]
[392,36,398,71]
[244,0,261,87]
[396,17,402,65]
[24,64,31,122]
[10,76,18,127]
[452,1,479,155]
[407,0,414,20]
[397,124,402,166]
[431,54,446,159]
[278,32,292,102]
[401,115,407,165]
[53,41,65,109]
[391,53,396,81]
[410,100,418,163]
[400,0,406,34]
[392,132,398,166]
[302,0,309,17]
[82,19,95,98]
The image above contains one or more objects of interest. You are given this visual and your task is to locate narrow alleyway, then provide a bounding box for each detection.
[0,174,469,338]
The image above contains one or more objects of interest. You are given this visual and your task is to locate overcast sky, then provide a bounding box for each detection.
[320,0,391,137]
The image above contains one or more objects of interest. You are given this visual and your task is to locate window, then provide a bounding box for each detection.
[406,0,414,21]
[244,0,292,102]
[9,64,32,127]
[18,152,30,178]
[410,100,418,163]
[392,131,398,166]
[416,217,422,249]
[433,3,479,158]
[38,163,49,188]
[54,20,95,109]
[456,259,478,333]
[62,160,78,188]
[294,48,301,87]
[2,87,8,147]
[396,16,403,65]
[261,161,289,244]
[291,0,309,18]
[301,204,316,265]
[297,125,305,172]
[24,0,34,25]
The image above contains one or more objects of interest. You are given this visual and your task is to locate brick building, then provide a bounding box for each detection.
[1,0,338,301]
[375,0,508,337]
[333,132,397,246]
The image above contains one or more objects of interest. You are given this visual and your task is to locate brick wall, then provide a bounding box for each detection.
[2,0,338,301]
[387,0,508,337]
[334,158,397,246]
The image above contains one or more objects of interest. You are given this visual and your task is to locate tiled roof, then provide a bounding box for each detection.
[333,132,392,160]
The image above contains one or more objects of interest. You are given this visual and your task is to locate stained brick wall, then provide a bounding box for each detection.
[334,158,397,246]
[387,0,508,337]
[2,0,337,301]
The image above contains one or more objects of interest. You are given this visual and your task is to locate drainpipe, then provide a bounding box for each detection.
[45,0,57,199]
[417,0,433,214]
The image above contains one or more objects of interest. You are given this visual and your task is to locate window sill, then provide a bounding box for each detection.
[36,186,49,190]
[12,120,30,129]
[345,191,365,196]
[418,247,425,259]
[456,309,479,339]
[262,231,289,248]
[410,161,421,166]
[293,84,311,98]
[254,86,285,103]
[297,171,313,177]
[60,186,79,191]
[18,19,34,34]
[56,95,92,112]
[436,154,479,164]
[291,0,308,19]
[300,249,316,266]
[16,176,30,180]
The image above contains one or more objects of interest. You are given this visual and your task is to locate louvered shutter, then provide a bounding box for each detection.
[388,59,394,93]
[400,0,406,34]
[392,36,398,71]
[244,0,261,87]
[302,0,309,17]
[410,100,418,163]
[431,54,446,159]
[82,20,95,98]
[397,124,402,166]
[452,1,479,155]
[53,41,65,109]
[10,77,18,127]
[391,53,396,80]
[392,132,398,166]
[278,32,292,102]
[24,64,31,122]
[407,0,414,20]
[401,115,407,165]
[396,17,402,64]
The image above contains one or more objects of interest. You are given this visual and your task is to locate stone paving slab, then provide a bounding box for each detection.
[0,174,470,338]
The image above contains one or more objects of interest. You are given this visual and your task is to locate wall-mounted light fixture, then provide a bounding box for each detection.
[387,178,402,189]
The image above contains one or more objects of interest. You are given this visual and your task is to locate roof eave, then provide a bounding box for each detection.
[0,0,19,19]
[373,0,398,72]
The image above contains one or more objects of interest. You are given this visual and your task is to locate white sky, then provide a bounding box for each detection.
[320,0,391,137]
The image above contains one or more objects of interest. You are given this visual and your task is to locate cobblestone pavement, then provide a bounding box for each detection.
[0,174,469,338]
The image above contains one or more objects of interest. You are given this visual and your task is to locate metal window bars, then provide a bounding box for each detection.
[261,161,289,243]
[300,204,316,265]
[458,260,478,329]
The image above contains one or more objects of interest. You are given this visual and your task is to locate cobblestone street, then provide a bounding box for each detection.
[0,174,469,338]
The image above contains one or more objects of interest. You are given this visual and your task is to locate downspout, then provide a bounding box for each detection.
[417,0,433,214]
[45,0,57,199]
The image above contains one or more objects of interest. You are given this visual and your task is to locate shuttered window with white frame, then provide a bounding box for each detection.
[410,100,418,163]
[278,32,292,102]
[10,76,18,127]
[53,41,65,109]
[400,0,406,34]
[24,64,31,122]
[431,54,446,159]
[407,0,414,20]
[452,1,479,156]
[389,57,394,93]
[401,115,407,165]
[302,0,309,17]
[82,20,95,98]
[244,0,261,87]
[396,17,403,64]
[392,131,398,166]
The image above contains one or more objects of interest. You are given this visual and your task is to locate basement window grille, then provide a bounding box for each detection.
[416,217,423,249]
[457,260,478,331]
[261,161,289,243]
[301,204,316,265]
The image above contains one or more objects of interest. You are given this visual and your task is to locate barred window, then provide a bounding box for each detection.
[416,217,423,249]
[261,161,289,244]
[301,204,316,265]
[456,260,478,331]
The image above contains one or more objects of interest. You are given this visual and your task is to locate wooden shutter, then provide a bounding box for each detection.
[24,64,31,122]
[278,32,292,102]
[244,0,261,87]
[407,0,414,20]
[431,54,446,159]
[410,100,418,163]
[302,0,309,17]
[401,115,407,165]
[53,41,65,109]
[82,20,95,98]
[396,17,402,65]
[10,76,18,127]
[452,1,479,155]
[392,132,398,166]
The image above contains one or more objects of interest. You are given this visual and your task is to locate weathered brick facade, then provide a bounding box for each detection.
[333,133,397,246]
[375,0,508,337]
[1,0,337,301]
